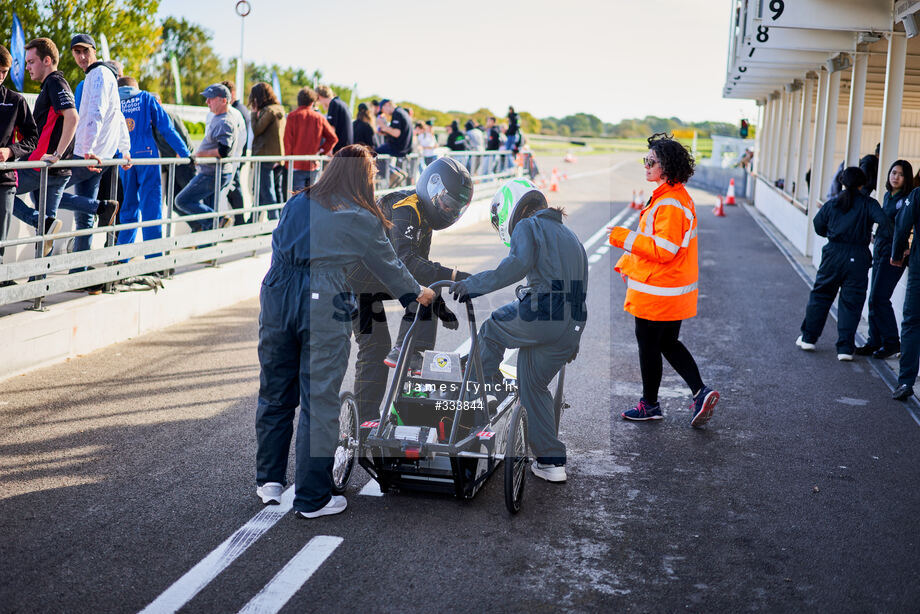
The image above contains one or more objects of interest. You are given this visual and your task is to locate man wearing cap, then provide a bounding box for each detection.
[174,84,245,232]
[58,33,130,258]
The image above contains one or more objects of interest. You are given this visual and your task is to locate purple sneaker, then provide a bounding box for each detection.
[622,399,663,421]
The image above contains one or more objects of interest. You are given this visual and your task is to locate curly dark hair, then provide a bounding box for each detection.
[647,132,695,185]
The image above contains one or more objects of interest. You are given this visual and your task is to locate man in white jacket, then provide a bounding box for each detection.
[58,33,130,256]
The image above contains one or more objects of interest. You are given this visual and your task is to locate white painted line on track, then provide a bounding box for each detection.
[236,536,343,614]
[139,487,295,614]
[359,480,384,496]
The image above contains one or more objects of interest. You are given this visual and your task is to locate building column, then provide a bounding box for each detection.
[878,33,907,197]
[819,67,842,201]
[794,75,816,205]
[771,92,787,181]
[807,68,830,257]
[758,97,772,178]
[783,84,802,195]
[845,52,868,167]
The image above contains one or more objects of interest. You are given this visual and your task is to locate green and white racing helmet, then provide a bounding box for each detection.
[489,178,548,246]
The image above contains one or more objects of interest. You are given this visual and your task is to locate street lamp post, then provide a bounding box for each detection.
[235,0,251,97]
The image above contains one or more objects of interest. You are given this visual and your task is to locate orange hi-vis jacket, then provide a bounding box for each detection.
[609,182,699,321]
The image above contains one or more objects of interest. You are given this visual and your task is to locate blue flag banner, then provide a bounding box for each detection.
[272,70,282,105]
[10,13,25,91]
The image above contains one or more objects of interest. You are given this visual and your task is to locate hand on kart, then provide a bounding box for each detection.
[433,295,459,330]
[449,280,473,303]
[416,286,435,306]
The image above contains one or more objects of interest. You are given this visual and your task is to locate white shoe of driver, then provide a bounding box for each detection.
[256,482,284,505]
[297,495,347,519]
[531,462,567,483]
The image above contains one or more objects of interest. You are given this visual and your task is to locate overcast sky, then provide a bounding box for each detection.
[157,0,757,124]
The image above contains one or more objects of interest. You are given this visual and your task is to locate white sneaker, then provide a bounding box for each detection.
[256,482,284,505]
[837,353,854,362]
[297,495,347,518]
[44,218,63,256]
[531,462,567,483]
[795,336,816,351]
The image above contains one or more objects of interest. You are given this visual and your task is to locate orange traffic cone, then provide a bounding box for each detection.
[714,195,726,217]
[550,168,559,192]
[563,151,577,163]
[725,178,737,205]
[629,189,637,209]
[638,190,645,209]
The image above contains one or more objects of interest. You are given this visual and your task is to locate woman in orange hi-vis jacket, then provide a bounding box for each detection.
[608,133,720,427]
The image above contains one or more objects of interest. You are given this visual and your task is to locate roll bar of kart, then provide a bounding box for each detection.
[373,279,489,444]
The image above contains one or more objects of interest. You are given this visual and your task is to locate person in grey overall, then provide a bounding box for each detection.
[255,145,435,518]
[450,179,587,484]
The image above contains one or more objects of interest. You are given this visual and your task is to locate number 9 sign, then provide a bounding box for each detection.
[769,0,784,21]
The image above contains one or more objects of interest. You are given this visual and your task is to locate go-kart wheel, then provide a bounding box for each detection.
[332,392,359,495]
[504,403,529,514]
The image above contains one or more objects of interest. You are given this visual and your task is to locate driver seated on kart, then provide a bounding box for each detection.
[346,156,475,422]
[450,179,587,484]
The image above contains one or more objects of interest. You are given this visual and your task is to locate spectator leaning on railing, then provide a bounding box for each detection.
[0,44,38,272]
[283,87,338,192]
[116,76,190,252]
[173,83,245,233]
[222,80,250,227]
[248,81,285,220]
[60,33,129,258]
[10,38,119,257]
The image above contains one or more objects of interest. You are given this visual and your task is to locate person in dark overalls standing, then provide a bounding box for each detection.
[797,167,891,360]
[892,182,920,401]
[450,178,587,484]
[856,160,914,359]
[255,145,435,518]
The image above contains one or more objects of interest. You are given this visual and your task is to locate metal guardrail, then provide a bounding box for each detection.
[0,150,520,310]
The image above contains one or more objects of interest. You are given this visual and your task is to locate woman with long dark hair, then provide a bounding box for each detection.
[255,144,435,518]
[352,102,376,148]
[608,133,719,427]
[856,160,914,358]
[249,81,286,220]
[797,167,890,360]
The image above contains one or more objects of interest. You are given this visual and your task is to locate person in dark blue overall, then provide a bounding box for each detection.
[892,183,920,401]
[256,145,434,518]
[856,160,913,359]
[451,178,587,484]
[116,77,191,253]
[797,167,891,360]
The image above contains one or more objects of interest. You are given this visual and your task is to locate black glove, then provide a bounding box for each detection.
[450,280,473,303]
[433,296,459,330]
[453,270,472,282]
[567,345,579,364]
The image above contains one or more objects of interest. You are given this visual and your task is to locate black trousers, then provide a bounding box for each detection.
[800,244,870,353]
[634,317,703,405]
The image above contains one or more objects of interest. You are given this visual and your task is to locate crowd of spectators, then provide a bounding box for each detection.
[0,33,524,281]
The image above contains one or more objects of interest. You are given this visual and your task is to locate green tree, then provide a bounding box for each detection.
[152,16,223,103]
[0,0,162,94]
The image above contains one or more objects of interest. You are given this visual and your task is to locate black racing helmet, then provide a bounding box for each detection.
[416,157,474,230]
